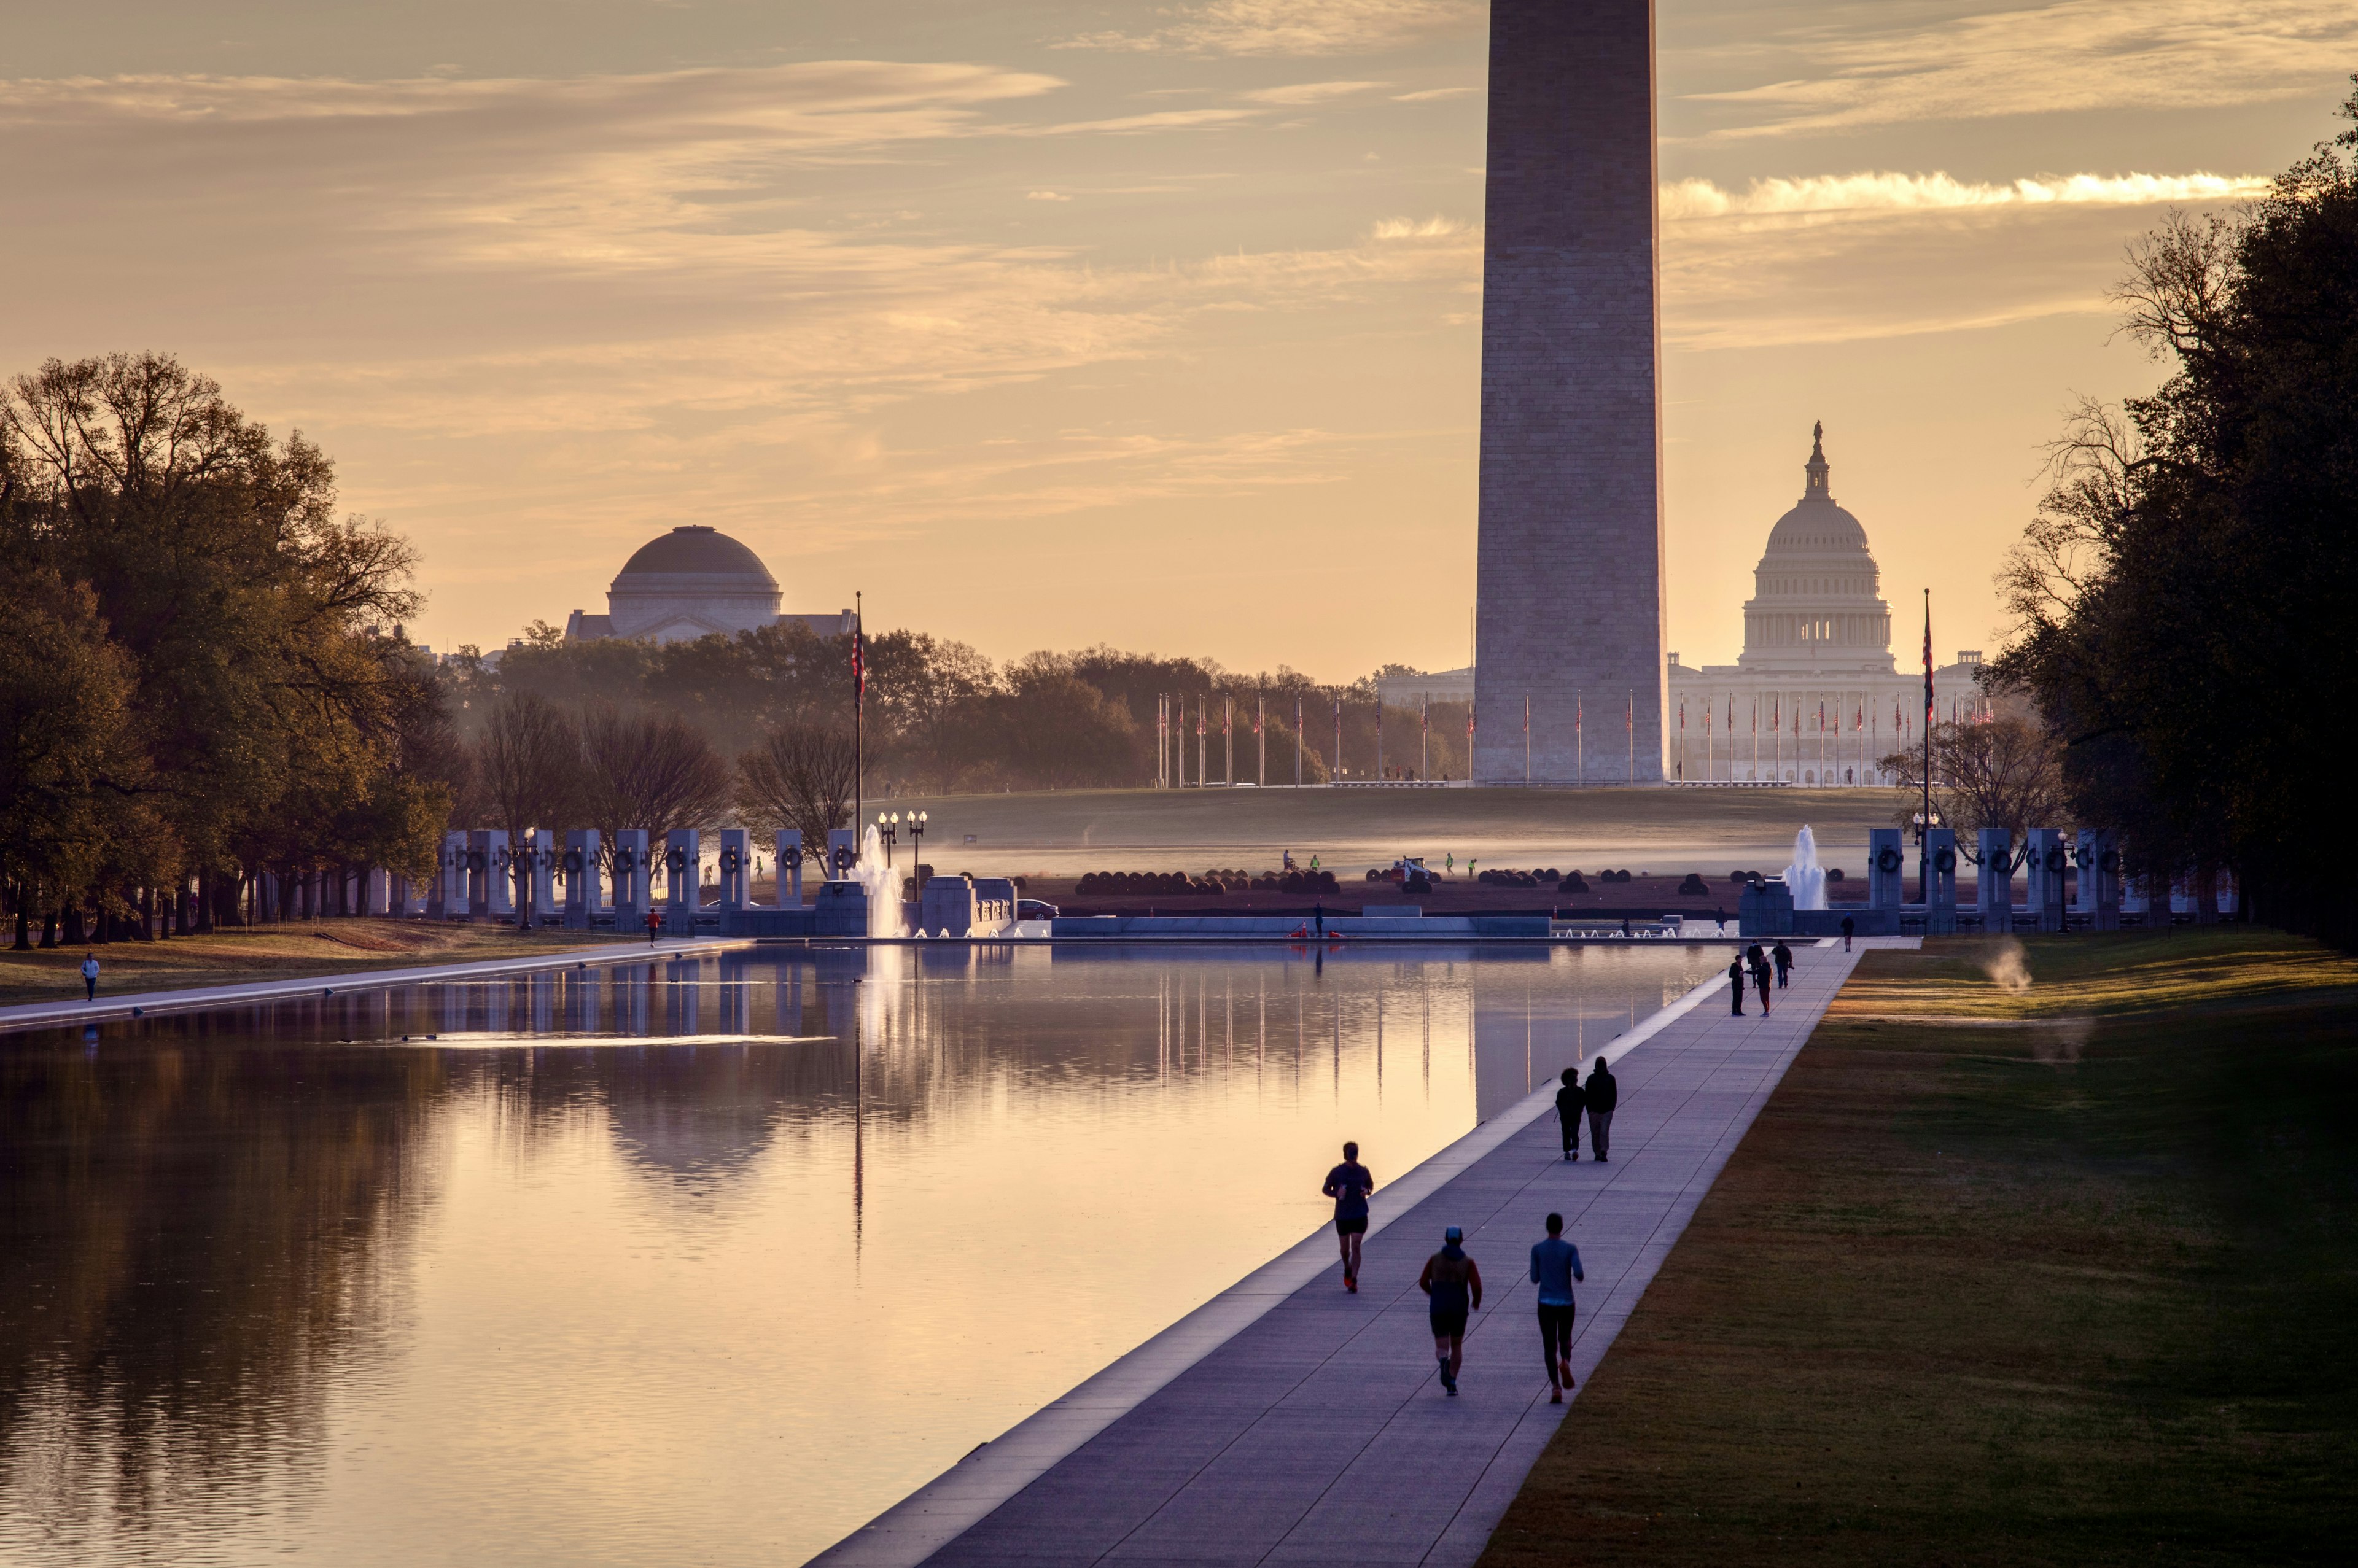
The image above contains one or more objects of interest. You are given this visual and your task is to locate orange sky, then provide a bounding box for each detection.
[4,1,2350,675]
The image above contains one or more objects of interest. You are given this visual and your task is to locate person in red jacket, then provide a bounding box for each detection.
[1418,1227,1483,1395]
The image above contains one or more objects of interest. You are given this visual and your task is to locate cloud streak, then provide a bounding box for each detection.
[1662,169,2273,219]
[1062,0,1478,58]
[1692,0,2358,136]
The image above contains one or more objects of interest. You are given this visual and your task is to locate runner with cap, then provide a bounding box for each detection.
[1417,1226,1483,1395]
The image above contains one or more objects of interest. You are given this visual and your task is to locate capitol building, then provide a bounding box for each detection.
[563,524,852,645]
[1670,425,1982,785]
[1382,427,1984,786]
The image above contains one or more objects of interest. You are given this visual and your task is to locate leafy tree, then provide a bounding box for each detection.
[1990,83,2358,944]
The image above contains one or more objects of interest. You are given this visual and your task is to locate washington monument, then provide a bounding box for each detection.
[1471,0,1667,785]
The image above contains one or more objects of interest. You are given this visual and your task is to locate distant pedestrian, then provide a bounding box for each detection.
[1418,1226,1483,1395]
[1530,1212,1585,1404]
[645,910,661,947]
[1323,1141,1375,1292]
[1313,899,1326,939]
[1586,1058,1618,1162]
[80,952,99,1002]
[1555,1068,1585,1160]
[1752,952,1773,1015]
[1840,914,1855,952]
[1728,955,1746,1015]
[1621,917,1633,938]
[1772,941,1794,989]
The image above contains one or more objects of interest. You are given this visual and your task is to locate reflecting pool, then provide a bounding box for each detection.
[0,941,1729,1567]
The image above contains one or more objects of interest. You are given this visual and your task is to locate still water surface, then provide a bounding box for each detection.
[0,942,1727,1567]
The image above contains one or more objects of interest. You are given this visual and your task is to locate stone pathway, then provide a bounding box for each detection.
[819,937,1907,1568]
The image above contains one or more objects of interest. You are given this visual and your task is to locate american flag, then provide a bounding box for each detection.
[850,628,865,704]
[1922,596,1935,725]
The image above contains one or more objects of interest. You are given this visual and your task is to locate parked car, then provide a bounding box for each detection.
[1017,899,1060,920]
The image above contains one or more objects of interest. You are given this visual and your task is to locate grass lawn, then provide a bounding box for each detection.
[0,918,629,1006]
[1480,930,2358,1566]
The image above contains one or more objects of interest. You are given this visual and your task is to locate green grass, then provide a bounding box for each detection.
[1479,931,2358,1567]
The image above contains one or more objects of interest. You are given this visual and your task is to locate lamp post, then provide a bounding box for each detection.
[878,812,898,867]
[908,810,927,869]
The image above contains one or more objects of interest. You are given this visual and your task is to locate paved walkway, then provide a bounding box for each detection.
[0,937,745,1034]
[819,937,1908,1568]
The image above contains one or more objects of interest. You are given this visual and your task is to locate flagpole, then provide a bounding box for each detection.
[853,589,863,865]
[1921,589,1934,888]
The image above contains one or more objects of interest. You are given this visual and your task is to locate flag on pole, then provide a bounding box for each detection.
[850,626,865,704]
[1922,596,1936,725]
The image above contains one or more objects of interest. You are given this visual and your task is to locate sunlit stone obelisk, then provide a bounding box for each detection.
[1472,0,1666,785]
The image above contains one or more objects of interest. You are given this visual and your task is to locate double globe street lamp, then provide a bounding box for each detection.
[874,809,930,870]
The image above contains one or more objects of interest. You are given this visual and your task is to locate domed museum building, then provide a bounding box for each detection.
[564,524,852,645]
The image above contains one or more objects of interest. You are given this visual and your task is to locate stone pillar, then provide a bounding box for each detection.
[664,828,701,935]
[365,867,391,917]
[826,828,858,880]
[465,831,492,918]
[1471,0,1665,783]
[527,829,556,920]
[1868,828,1904,910]
[1976,829,2014,930]
[776,829,804,906]
[2076,828,2120,931]
[563,829,603,930]
[1924,828,1958,934]
[430,831,462,919]
[717,828,752,910]
[612,829,651,930]
[2026,828,2068,933]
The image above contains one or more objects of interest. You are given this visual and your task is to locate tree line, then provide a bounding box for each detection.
[1989,82,2357,946]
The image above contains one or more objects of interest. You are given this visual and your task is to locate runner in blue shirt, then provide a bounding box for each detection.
[1530,1212,1585,1403]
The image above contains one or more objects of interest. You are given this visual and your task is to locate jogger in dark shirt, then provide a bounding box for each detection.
[1554,1068,1584,1160]
[1418,1227,1482,1394]
[1323,1142,1374,1292]
[1585,1058,1618,1162]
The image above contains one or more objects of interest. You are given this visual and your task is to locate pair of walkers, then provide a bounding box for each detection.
[1323,1144,1588,1401]
[1552,1058,1619,1162]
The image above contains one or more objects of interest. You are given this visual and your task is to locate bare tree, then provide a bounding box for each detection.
[735,724,858,867]
[1880,713,2070,852]
[473,693,581,921]
[578,704,733,876]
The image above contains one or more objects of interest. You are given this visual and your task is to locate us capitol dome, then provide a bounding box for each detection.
[1667,425,1985,786]
[564,524,851,645]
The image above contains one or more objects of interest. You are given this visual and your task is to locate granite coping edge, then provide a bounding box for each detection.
[809,969,1724,1568]
[0,937,750,1034]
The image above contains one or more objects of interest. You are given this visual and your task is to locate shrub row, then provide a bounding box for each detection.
[1075,869,1338,896]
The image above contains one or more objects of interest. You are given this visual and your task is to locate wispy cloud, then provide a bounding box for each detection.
[1692,0,2358,136]
[1238,80,1388,105]
[1062,0,1478,58]
[1391,86,1477,103]
[1661,169,2273,219]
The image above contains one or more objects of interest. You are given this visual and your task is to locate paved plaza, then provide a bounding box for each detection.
[822,937,1905,1568]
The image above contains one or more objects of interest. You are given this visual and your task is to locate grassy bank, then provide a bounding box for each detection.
[0,919,626,1006]
[1481,931,2358,1566]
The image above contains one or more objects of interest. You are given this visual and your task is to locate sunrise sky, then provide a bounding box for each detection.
[6,1,2352,676]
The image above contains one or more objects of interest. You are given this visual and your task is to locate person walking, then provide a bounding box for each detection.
[1530,1212,1585,1403]
[1323,1141,1375,1292]
[1313,898,1326,940]
[1554,1067,1586,1160]
[1751,950,1773,1016]
[1840,914,1855,952]
[1418,1226,1482,1395]
[1772,940,1794,989]
[1585,1057,1618,1162]
[80,952,99,1003]
[1727,954,1747,1016]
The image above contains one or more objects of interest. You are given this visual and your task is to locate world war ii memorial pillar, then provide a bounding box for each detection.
[1473,0,1666,785]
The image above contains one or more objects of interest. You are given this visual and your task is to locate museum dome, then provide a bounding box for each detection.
[603,524,784,644]
[613,524,779,587]
[1736,425,1895,675]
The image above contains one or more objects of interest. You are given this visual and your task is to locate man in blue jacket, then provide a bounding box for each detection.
[1530,1212,1586,1403]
